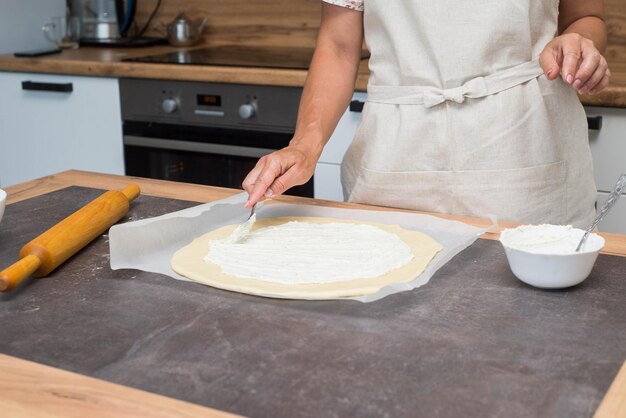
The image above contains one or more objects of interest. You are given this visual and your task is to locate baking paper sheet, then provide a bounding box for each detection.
[109,193,489,302]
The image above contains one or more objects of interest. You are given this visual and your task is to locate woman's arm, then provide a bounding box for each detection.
[242,4,364,207]
[540,0,610,95]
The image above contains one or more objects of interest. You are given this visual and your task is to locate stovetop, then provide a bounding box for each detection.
[123,45,369,70]
[81,36,167,48]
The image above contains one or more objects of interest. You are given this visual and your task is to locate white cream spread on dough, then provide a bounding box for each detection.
[205,221,414,284]
[500,224,584,254]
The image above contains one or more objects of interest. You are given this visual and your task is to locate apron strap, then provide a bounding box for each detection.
[367,59,544,108]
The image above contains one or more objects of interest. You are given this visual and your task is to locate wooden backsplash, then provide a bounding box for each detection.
[605,0,626,62]
[136,0,322,48]
[136,0,625,56]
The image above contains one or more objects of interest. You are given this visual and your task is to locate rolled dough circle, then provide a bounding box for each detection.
[171,217,443,299]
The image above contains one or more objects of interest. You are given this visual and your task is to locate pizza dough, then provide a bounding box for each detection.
[171,217,443,299]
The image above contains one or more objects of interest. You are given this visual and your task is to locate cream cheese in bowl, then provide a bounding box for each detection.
[500,224,605,289]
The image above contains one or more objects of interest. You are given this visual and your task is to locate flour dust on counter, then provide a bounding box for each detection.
[171,217,443,299]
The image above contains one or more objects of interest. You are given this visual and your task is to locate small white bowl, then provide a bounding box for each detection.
[500,225,605,289]
[0,188,5,225]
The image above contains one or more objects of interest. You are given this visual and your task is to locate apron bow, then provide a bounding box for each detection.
[423,77,490,108]
[423,86,467,108]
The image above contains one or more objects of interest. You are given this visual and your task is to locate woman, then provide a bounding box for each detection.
[243,1,610,227]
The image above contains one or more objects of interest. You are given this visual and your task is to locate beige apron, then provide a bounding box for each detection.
[341,0,597,228]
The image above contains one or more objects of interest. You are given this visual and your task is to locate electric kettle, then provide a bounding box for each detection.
[72,0,136,42]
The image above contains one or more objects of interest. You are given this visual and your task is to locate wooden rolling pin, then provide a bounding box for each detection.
[0,184,141,292]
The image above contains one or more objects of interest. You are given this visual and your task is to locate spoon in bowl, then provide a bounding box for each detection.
[576,173,625,252]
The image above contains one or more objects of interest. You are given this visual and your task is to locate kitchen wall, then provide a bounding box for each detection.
[136,0,321,48]
[0,0,66,54]
[0,0,621,55]
[605,0,626,64]
[136,0,625,59]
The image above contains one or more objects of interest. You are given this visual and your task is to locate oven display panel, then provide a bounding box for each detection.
[197,94,222,107]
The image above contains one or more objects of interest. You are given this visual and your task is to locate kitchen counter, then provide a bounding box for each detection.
[1,170,626,417]
[0,45,371,92]
[0,45,624,107]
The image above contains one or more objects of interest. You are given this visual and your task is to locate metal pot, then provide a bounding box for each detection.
[165,10,207,46]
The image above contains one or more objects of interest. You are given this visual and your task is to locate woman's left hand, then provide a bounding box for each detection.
[540,33,610,95]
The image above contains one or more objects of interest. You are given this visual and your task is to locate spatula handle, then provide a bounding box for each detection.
[0,255,42,292]
[576,173,625,251]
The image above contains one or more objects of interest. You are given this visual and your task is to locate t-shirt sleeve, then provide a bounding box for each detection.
[322,0,364,12]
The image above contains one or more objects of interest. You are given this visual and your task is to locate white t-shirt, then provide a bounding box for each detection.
[322,0,364,12]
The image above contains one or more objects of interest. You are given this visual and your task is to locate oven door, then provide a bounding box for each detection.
[123,121,314,197]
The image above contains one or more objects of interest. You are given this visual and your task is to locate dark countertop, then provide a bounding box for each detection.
[2,186,626,418]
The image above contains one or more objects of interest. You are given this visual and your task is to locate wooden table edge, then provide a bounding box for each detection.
[0,353,239,418]
[2,170,625,418]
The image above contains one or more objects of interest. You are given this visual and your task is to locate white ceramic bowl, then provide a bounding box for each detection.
[500,225,605,289]
[0,188,5,225]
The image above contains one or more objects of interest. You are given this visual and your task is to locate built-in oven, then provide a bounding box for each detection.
[119,79,313,197]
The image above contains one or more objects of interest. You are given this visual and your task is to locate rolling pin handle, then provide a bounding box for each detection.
[0,255,42,292]
[122,184,141,201]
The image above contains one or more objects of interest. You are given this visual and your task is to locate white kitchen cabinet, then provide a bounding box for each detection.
[314,92,367,201]
[596,192,626,235]
[0,72,124,187]
[314,162,344,202]
[586,106,626,234]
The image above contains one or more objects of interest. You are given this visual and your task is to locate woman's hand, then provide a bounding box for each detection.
[540,33,610,95]
[242,143,321,208]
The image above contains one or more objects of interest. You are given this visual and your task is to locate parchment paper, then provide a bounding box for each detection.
[109,193,488,302]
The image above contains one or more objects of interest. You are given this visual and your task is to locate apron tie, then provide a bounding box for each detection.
[368,59,544,108]
[422,76,488,108]
[424,86,464,107]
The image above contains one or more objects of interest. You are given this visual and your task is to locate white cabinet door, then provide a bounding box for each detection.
[586,106,626,193]
[314,162,344,202]
[0,72,124,187]
[314,92,366,201]
[596,192,626,235]
[585,106,626,234]
[318,92,367,165]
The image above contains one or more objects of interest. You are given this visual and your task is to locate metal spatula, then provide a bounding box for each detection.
[226,202,262,244]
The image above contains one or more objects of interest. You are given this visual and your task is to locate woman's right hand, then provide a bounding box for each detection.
[242,143,322,208]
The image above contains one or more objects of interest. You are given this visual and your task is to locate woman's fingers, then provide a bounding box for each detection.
[268,167,300,197]
[242,145,320,208]
[573,45,602,91]
[541,33,611,94]
[579,57,609,94]
[560,35,583,85]
[242,159,265,195]
[539,41,560,80]
[589,70,611,95]
[246,156,287,207]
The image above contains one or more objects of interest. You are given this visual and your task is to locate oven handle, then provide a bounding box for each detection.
[124,136,276,159]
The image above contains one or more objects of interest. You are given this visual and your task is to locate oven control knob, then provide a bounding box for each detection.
[161,99,178,114]
[238,103,256,119]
